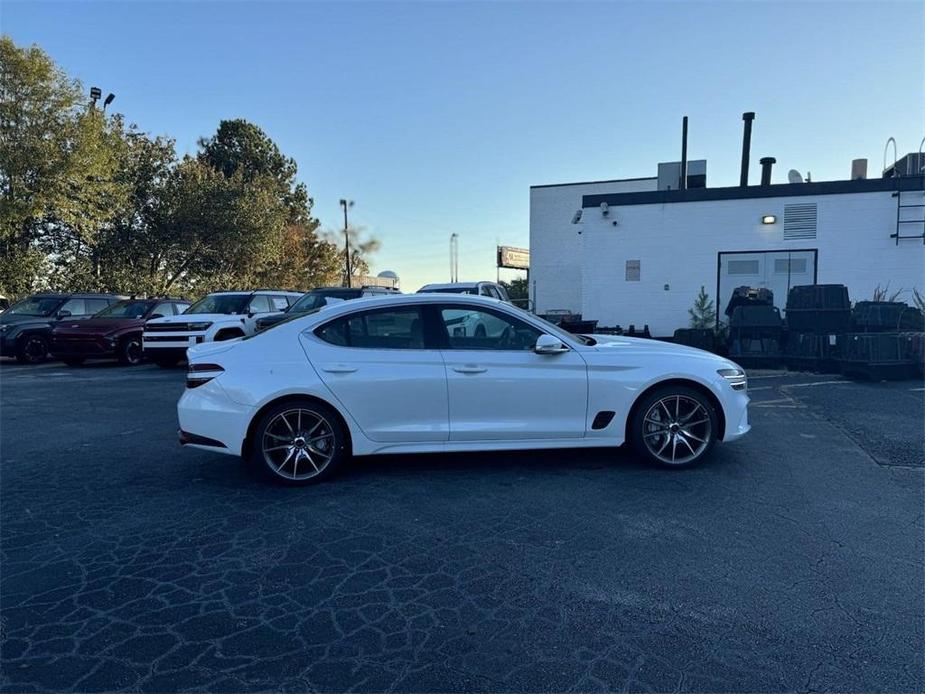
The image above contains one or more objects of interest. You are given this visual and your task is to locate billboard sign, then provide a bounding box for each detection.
[497,246,530,270]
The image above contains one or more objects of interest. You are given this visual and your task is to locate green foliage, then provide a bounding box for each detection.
[500,277,529,303]
[688,286,716,328]
[323,225,381,285]
[0,37,351,299]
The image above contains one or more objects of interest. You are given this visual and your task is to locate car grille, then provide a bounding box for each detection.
[145,323,195,332]
[144,335,199,342]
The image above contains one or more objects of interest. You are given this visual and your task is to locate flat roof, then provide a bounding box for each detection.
[582,175,924,208]
[531,176,656,190]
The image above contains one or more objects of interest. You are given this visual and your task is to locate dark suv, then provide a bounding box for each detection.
[51,297,190,366]
[0,293,125,364]
[255,286,399,332]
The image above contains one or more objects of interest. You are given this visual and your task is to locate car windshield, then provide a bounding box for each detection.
[508,304,597,346]
[244,307,323,337]
[6,296,64,317]
[185,294,250,315]
[290,290,356,312]
[419,287,476,294]
[95,299,154,318]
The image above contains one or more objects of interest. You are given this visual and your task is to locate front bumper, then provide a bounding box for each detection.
[143,332,207,351]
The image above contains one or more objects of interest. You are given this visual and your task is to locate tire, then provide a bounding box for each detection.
[16,335,49,364]
[249,399,348,486]
[62,358,85,367]
[630,385,718,468]
[153,356,179,368]
[117,336,144,366]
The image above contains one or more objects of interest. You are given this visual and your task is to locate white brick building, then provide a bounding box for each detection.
[530,162,925,336]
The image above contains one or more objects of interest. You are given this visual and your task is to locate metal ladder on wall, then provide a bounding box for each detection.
[889,137,925,245]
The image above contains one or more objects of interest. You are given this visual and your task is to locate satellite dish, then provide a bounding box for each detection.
[787,169,803,184]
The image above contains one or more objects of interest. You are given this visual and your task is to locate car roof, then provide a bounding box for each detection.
[418,282,481,291]
[210,290,302,296]
[31,293,125,299]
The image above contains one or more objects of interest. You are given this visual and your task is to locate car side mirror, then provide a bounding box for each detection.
[534,334,568,354]
[56,310,71,319]
[150,313,164,319]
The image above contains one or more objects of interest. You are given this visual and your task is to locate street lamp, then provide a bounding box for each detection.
[449,233,459,282]
[340,199,354,287]
[103,93,115,111]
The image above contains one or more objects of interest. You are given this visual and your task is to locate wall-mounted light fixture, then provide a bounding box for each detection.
[761,214,777,225]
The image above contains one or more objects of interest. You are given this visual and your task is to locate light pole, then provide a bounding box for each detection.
[449,233,458,282]
[340,199,354,287]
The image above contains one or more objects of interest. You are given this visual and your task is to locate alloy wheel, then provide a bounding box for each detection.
[124,338,143,365]
[261,408,336,481]
[642,394,712,465]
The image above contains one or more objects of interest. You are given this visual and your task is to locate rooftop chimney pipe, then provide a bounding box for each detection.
[740,112,755,187]
[759,157,776,186]
[680,116,688,191]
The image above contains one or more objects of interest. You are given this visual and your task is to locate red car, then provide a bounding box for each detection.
[51,298,190,366]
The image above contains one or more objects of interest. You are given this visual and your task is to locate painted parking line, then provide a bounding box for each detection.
[783,380,846,388]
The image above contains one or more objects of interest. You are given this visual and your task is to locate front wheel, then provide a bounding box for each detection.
[16,335,49,364]
[630,386,718,468]
[118,336,144,365]
[249,400,348,485]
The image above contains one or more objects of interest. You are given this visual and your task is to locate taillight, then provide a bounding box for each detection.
[186,362,224,389]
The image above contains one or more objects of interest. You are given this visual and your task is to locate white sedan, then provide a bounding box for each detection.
[178,294,750,485]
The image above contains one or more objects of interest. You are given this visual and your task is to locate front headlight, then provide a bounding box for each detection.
[718,367,747,391]
[187,322,213,331]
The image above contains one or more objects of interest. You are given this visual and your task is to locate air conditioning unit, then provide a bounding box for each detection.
[657,159,707,190]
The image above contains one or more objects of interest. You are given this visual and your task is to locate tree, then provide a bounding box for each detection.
[500,277,529,303]
[323,224,381,285]
[198,119,313,226]
[253,223,342,290]
[0,37,84,294]
[688,286,716,328]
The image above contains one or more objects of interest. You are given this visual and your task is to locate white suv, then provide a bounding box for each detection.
[143,290,302,366]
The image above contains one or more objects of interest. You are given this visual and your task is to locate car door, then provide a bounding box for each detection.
[434,303,588,441]
[301,305,449,443]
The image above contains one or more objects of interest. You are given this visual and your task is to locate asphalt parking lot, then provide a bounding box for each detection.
[1,360,923,693]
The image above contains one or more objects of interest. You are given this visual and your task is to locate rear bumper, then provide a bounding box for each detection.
[177,380,253,457]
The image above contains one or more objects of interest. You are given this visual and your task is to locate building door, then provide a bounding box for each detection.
[717,250,817,317]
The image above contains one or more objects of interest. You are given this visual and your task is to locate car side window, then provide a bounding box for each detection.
[316,308,424,349]
[248,295,272,314]
[59,298,86,316]
[479,285,493,297]
[174,303,191,314]
[86,299,110,314]
[270,296,290,311]
[439,307,541,351]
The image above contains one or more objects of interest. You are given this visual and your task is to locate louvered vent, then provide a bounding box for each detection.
[784,203,817,240]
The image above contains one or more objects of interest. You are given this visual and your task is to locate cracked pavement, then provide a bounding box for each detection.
[1,361,923,692]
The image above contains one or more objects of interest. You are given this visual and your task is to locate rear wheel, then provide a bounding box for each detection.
[118,336,144,365]
[249,400,348,485]
[16,335,49,364]
[630,386,718,468]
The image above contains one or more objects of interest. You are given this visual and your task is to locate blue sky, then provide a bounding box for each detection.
[4,1,923,291]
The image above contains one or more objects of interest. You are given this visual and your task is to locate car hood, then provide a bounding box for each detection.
[585,334,725,360]
[146,313,241,326]
[0,313,53,328]
[53,317,144,334]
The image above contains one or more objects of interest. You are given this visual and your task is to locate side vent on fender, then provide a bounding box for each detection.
[591,411,616,430]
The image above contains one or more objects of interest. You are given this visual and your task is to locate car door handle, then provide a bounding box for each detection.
[453,365,487,374]
[320,364,358,373]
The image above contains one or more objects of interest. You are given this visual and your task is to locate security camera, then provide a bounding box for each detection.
[600,202,610,216]
[571,209,582,224]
